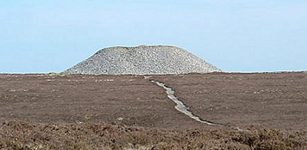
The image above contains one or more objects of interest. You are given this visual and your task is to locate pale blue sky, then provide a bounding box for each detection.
[1,0,307,73]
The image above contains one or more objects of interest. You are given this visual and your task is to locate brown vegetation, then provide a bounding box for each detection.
[0,73,306,149]
[0,121,305,150]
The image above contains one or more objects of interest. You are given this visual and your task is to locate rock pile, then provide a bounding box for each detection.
[64,45,221,75]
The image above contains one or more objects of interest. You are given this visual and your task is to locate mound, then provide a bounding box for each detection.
[64,45,221,75]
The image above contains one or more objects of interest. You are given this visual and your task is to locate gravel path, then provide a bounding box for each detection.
[150,79,216,126]
[64,45,221,75]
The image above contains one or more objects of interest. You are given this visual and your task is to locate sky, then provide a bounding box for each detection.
[1,0,307,73]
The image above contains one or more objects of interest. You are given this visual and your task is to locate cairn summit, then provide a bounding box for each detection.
[64,45,221,75]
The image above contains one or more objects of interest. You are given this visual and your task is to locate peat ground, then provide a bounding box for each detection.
[0,72,306,149]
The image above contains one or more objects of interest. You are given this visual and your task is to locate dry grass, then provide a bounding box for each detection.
[0,121,305,150]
